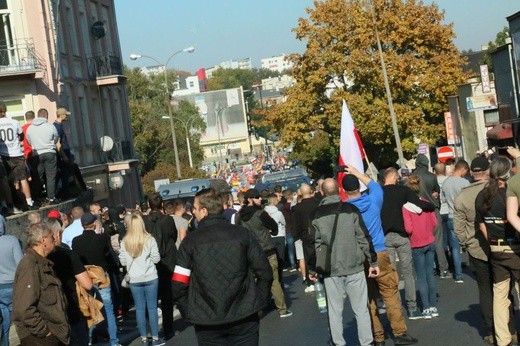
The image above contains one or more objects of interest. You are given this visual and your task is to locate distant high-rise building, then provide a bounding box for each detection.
[206,58,252,78]
[261,54,293,73]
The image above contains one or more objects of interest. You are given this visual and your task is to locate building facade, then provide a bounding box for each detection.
[0,0,141,207]
[260,54,293,73]
[205,58,252,78]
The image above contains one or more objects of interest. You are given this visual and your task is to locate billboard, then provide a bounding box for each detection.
[173,87,248,145]
[466,94,498,111]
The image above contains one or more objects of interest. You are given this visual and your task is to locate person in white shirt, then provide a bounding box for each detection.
[62,206,85,248]
[265,193,286,283]
[0,103,33,210]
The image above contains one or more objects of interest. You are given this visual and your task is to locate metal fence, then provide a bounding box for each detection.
[0,39,43,74]
[86,53,123,80]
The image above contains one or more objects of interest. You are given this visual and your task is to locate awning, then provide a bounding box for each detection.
[486,123,513,140]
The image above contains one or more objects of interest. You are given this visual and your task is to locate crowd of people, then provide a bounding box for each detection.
[1,147,520,345]
[0,103,88,216]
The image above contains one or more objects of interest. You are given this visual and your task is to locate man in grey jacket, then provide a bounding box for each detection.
[311,178,379,346]
[26,108,60,204]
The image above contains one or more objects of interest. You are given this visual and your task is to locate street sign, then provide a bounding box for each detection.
[437,146,455,163]
[417,143,428,154]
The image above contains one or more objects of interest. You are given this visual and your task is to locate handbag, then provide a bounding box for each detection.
[315,203,342,276]
[121,258,134,288]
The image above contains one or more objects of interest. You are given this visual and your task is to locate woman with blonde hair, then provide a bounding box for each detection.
[119,213,163,345]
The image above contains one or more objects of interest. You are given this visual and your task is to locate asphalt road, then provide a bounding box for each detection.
[55,252,501,346]
[114,253,494,346]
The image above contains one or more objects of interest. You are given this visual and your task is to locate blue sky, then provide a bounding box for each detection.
[116,1,519,73]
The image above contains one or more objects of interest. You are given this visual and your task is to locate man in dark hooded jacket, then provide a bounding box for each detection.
[142,193,178,339]
[412,154,450,278]
[236,188,293,318]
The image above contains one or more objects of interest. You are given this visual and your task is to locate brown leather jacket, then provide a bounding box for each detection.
[12,248,70,344]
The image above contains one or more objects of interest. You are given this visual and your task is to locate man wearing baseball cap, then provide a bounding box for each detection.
[453,156,500,345]
[53,107,88,198]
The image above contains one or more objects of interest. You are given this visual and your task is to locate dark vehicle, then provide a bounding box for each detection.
[255,168,311,192]
[156,178,230,202]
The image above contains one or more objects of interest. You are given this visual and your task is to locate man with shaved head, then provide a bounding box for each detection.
[62,206,85,248]
[311,178,379,346]
[292,183,320,292]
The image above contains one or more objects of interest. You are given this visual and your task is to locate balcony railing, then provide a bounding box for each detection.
[87,53,123,80]
[0,39,43,75]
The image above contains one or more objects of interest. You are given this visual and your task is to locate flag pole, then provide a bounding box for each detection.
[362,148,376,181]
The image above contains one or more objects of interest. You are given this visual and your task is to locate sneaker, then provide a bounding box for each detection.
[408,309,423,320]
[429,307,439,317]
[455,278,464,284]
[279,310,293,318]
[393,333,418,345]
[304,285,315,293]
[289,267,298,272]
[151,338,166,346]
[422,309,432,319]
[12,207,23,215]
[439,270,452,279]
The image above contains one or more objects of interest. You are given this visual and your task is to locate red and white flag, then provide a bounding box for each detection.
[172,265,191,285]
[338,99,366,200]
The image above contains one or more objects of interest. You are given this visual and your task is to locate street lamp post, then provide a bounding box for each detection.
[162,114,198,168]
[130,46,195,178]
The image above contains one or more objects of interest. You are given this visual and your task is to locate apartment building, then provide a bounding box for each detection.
[260,54,293,73]
[0,0,141,206]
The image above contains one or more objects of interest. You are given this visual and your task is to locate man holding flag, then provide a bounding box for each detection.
[337,100,366,200]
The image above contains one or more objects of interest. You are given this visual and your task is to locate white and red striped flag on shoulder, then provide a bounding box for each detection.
[338,99,366,200]
[172,265,191,285]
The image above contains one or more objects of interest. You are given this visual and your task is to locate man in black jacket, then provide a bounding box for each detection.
[142,193,177,339]
[412,154,450,278]
[172,188,272,345]
[293,183,320,292]
[381,168,435,320]
[237,188,293,318]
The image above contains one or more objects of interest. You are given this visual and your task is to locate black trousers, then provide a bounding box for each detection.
[157,263,174,336]
[194,313,259,346]
[302,236,316,285]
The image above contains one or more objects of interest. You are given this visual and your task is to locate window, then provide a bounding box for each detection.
[4,99,26,124]
[189,81,195,88]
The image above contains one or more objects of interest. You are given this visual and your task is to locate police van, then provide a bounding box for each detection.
[156,178,230,202]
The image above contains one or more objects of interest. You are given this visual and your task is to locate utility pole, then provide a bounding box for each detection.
[370,1,406,167]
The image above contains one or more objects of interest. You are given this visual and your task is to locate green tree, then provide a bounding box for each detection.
[207,67,280,91]
[263,0,467,174]
[481,26,509,70]
[125,66,207,178]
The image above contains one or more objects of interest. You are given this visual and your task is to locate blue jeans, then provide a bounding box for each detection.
[412,243,437,310]
[91,285,119,345]
[447,218,463,280]
[285,234,296,268]
[130,278,159,338]
[0,283,13,346]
